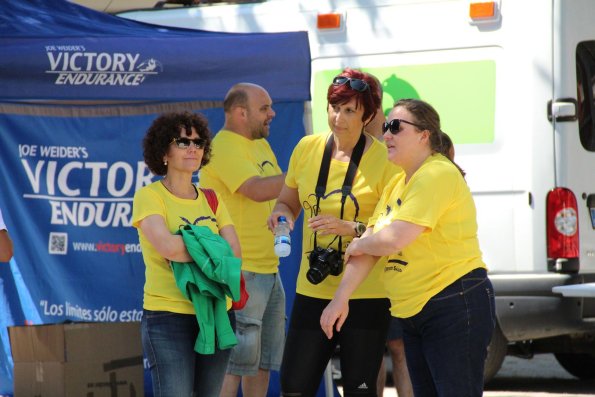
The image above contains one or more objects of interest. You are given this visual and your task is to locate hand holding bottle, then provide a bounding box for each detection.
[274,216,291,257]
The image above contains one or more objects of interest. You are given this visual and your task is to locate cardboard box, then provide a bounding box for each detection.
[9,322,143,397]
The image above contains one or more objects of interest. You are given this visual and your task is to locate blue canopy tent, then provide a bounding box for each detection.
[0,1,311,395]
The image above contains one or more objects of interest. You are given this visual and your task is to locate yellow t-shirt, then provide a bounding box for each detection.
[372,154,486,318]
[286,133,400,299]
[132,181,234,314]
[200,130,282,274]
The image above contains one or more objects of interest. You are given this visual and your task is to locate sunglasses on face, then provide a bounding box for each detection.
[382,119,425,134]
[170,137,205,149]
[332,76,370,92]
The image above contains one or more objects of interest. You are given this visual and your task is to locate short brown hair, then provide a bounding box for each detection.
[327,67,381,124]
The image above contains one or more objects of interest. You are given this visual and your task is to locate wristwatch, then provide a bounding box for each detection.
[354,221,366,237]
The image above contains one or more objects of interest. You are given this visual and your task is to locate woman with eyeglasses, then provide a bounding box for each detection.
[132,111,241,396]
[267,68,399,397]
[321,99,495,397]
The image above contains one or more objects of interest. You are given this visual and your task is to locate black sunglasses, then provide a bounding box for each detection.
[332,76,370,92]
[171,137,205,149]
[382,119,425,134]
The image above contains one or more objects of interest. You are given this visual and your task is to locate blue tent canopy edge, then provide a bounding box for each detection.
[0,0,311,102]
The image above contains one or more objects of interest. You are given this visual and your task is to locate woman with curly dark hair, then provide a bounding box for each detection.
[132,111,241,396]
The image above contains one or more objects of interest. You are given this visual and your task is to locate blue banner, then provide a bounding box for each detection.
[0,101,306,396]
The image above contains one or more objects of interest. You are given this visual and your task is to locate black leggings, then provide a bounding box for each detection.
[280,294,390,397]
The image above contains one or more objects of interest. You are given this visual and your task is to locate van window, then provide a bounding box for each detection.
[576,41,595,151]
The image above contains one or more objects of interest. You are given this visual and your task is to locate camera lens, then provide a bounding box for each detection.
[306,266,330,285]
[307,247,343,285]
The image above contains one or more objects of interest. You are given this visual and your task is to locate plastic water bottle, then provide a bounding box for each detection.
[274,216,291,257]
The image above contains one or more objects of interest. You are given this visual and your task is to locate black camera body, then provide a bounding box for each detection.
[306,247,343,285]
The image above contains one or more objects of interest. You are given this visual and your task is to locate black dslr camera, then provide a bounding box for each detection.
[306,247,343,285]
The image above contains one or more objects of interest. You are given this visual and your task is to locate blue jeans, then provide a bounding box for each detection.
[142,310,235,397]
[400,268,496,397]
[386,315,404,341]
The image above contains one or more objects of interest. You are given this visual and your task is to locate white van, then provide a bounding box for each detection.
[118,0,595,380]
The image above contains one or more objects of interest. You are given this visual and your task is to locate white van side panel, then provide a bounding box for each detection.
[120,0,561,275]
[119,1,595,349]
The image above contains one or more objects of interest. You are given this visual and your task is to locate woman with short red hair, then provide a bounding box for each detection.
[269,68,398,397]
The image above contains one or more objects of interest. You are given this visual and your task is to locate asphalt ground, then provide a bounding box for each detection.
[339,353,595,397]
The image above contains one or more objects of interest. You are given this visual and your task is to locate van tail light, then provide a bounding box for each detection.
[547,188,579,260]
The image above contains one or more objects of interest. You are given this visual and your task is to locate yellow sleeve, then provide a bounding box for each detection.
[209,134,261,193]
[285,137,307,189]
[396,161,458,231]
[132,186,165,229]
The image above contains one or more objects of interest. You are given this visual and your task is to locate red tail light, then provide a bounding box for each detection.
[547,188,579,258]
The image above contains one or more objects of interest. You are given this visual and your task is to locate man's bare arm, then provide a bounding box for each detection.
[237,174,286,202]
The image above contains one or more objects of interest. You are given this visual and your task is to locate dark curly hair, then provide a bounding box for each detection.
[327,67,381,124]
[142,111,212,176]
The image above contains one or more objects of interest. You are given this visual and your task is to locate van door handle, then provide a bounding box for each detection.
[587,194,595,229]
[547,98,578,122]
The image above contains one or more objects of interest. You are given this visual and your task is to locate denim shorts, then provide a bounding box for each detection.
[227,271,286,376]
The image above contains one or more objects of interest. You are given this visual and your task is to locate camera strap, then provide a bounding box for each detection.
[313,132,366,255]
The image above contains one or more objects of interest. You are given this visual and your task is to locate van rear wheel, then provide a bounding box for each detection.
[484,324,508,383]
[554,353,595,380]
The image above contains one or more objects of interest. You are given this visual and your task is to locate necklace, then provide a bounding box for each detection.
[161,178,198,199]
